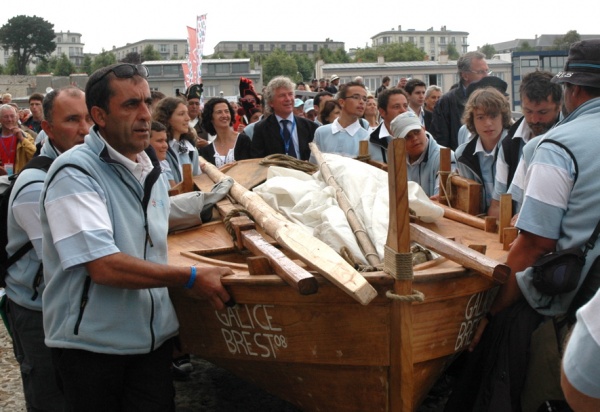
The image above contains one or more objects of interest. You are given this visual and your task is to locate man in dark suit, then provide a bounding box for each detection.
[250,76,318,161]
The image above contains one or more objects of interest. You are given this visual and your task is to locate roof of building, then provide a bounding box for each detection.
[322,59,510,71]
[143,58,251,65]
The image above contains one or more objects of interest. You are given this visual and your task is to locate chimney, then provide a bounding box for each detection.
[377,55,385,64]
[398,25,402,31]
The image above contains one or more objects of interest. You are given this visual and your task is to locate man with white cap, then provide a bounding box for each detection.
[325,74,340,94]
[390,111,446,198]
[447,39,600,412]
[303,99,318,123]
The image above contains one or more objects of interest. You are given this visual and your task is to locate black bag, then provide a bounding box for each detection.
[531,213,600,296]
[532,247,586,296]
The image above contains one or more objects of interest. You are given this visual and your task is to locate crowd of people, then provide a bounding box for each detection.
[2,39,600,411]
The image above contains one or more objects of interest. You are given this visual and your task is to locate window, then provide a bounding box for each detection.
[280,44,286,51]
[313,44,317,51]
[204,85,218,98]
[420,36,425,45]
[232,63,248,73]
[302,44,307,51]
[364,77,378,92]
[248,44,254,52]
[271,44,276,51]
[462,37,468,44]
[163,64,182,76]
[408,36,415,44]
[147,66,162,76]
[292,44,296,51]
[451,37,456,44]
[238,43,243,51]
[174,44,178,53]
[398,36,403,43]
[160,44,168,53]
[71,37,76,43]
[430,37,435,44]
[260,44,265,51]
[440,37,446,45]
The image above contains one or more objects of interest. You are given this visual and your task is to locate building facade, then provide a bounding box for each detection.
[0,31,85,69]
[110,39,189,62]
[319,59,512,98]
[371,26,469,61]
[144,58,261,99]
[213,40,344,59]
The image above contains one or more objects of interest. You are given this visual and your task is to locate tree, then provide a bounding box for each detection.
[0,15,56,75]
[81,55,93,75]
[141,45,161,62]
[552,30,581,51]
[91,49,117,72]
[35,57,51,74]
[316,47,349,64]
[516,41,535,52]
[122,52,141,64]
[447,43,460,60]
[262,48,300,85]
[353,43,426,63]
[54,53,75,76]
[293,54,314,82]
[479,44,497,59]
[5,55,21,75]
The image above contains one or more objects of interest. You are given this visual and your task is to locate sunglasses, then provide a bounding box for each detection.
[87,64,149,90]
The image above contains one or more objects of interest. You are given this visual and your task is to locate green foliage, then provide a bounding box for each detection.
[122,52,141,64]
[6,55,21,75]
[293,54,314,82]
[81,55,93,75]
[517,41,535,52]
[479,44,497,59]
[35,57,51,74]
[552,30,581,51]
[0,65,4,75]
[0,15,56,75]
[54,53,75,76]
[447,43,460,60]
[141,45,161,62]
[210,52,226,59]
[315,47,350,63]
[262,48,301,84]
[353,42,426,63]
[91,49,117,72]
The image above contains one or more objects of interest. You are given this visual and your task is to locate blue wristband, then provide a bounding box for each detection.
[184,266,197,289]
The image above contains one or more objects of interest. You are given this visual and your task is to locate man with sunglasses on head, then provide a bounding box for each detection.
[311,81,382,161]
[430,51,489,151]
[39,63,233,411]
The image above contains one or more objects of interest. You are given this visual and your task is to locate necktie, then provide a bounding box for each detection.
[280,119,297,158]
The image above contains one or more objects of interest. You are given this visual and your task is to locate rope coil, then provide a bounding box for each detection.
[223,208,256,242]
[259,154,318,173]
[386,289,425,302]
[383,245,413,280]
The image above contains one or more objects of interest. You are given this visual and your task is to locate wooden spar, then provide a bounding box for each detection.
[309,142,382,267]
[229,216,319,295]
[438,203,497,233]
[386,138,414,412]
[199,157,378,305]
[409,223,510,284]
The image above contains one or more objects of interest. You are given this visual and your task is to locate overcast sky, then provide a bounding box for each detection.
[2,0,597,56]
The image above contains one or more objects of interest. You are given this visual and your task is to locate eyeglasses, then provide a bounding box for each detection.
[345,94,368,102]
[467,69,492,76]
[87,64,149,90]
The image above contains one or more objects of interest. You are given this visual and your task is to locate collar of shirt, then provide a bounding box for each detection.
[473,137,496,157]
[513,119,533,143]
[331,118,362,136]
[98,133,154,183]
[275,114,294,123]
[189,118,199,128]
[379,123,392,140]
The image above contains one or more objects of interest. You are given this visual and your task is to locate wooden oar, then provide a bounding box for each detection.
[309,143,381,267]
[409,223,510,284]
[199,157,378,305]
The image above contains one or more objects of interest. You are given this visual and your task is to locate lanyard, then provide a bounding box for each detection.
[279,117,297,154]
[0,135,17,163]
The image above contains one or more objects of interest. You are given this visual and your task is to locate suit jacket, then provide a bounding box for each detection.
[250,114,318,161]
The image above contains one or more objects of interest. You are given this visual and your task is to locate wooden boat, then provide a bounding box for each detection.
[167,140,509,411]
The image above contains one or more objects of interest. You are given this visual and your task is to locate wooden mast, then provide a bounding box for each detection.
[385,138,415,411]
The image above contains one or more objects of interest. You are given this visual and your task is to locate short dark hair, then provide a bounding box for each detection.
[520,71,562,105]
[85,63,147,117]
[319,100,342,125]
[42,86,84,124]
[28,92,44,104]
[201,98,235,135]
[338,81,366,99]
[314,91,334,108]
[377,88,409,112]
[151,90,166,102]
[382,76,391,83]
[151,121,167,133]
[404,79,427,95]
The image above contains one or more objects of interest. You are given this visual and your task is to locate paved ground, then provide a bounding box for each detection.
[1,305,447,412]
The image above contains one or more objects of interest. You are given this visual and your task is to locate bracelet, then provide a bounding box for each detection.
[184,266,197,289]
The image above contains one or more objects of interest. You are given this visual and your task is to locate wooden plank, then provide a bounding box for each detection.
[438,203,486,231]
[498,193,513,243]
[410,223,510,284]
[450,175,481,215]
[168,163,194,195]
[241,229,319,295]
[199,157,378,305]
[439,147,452,204]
